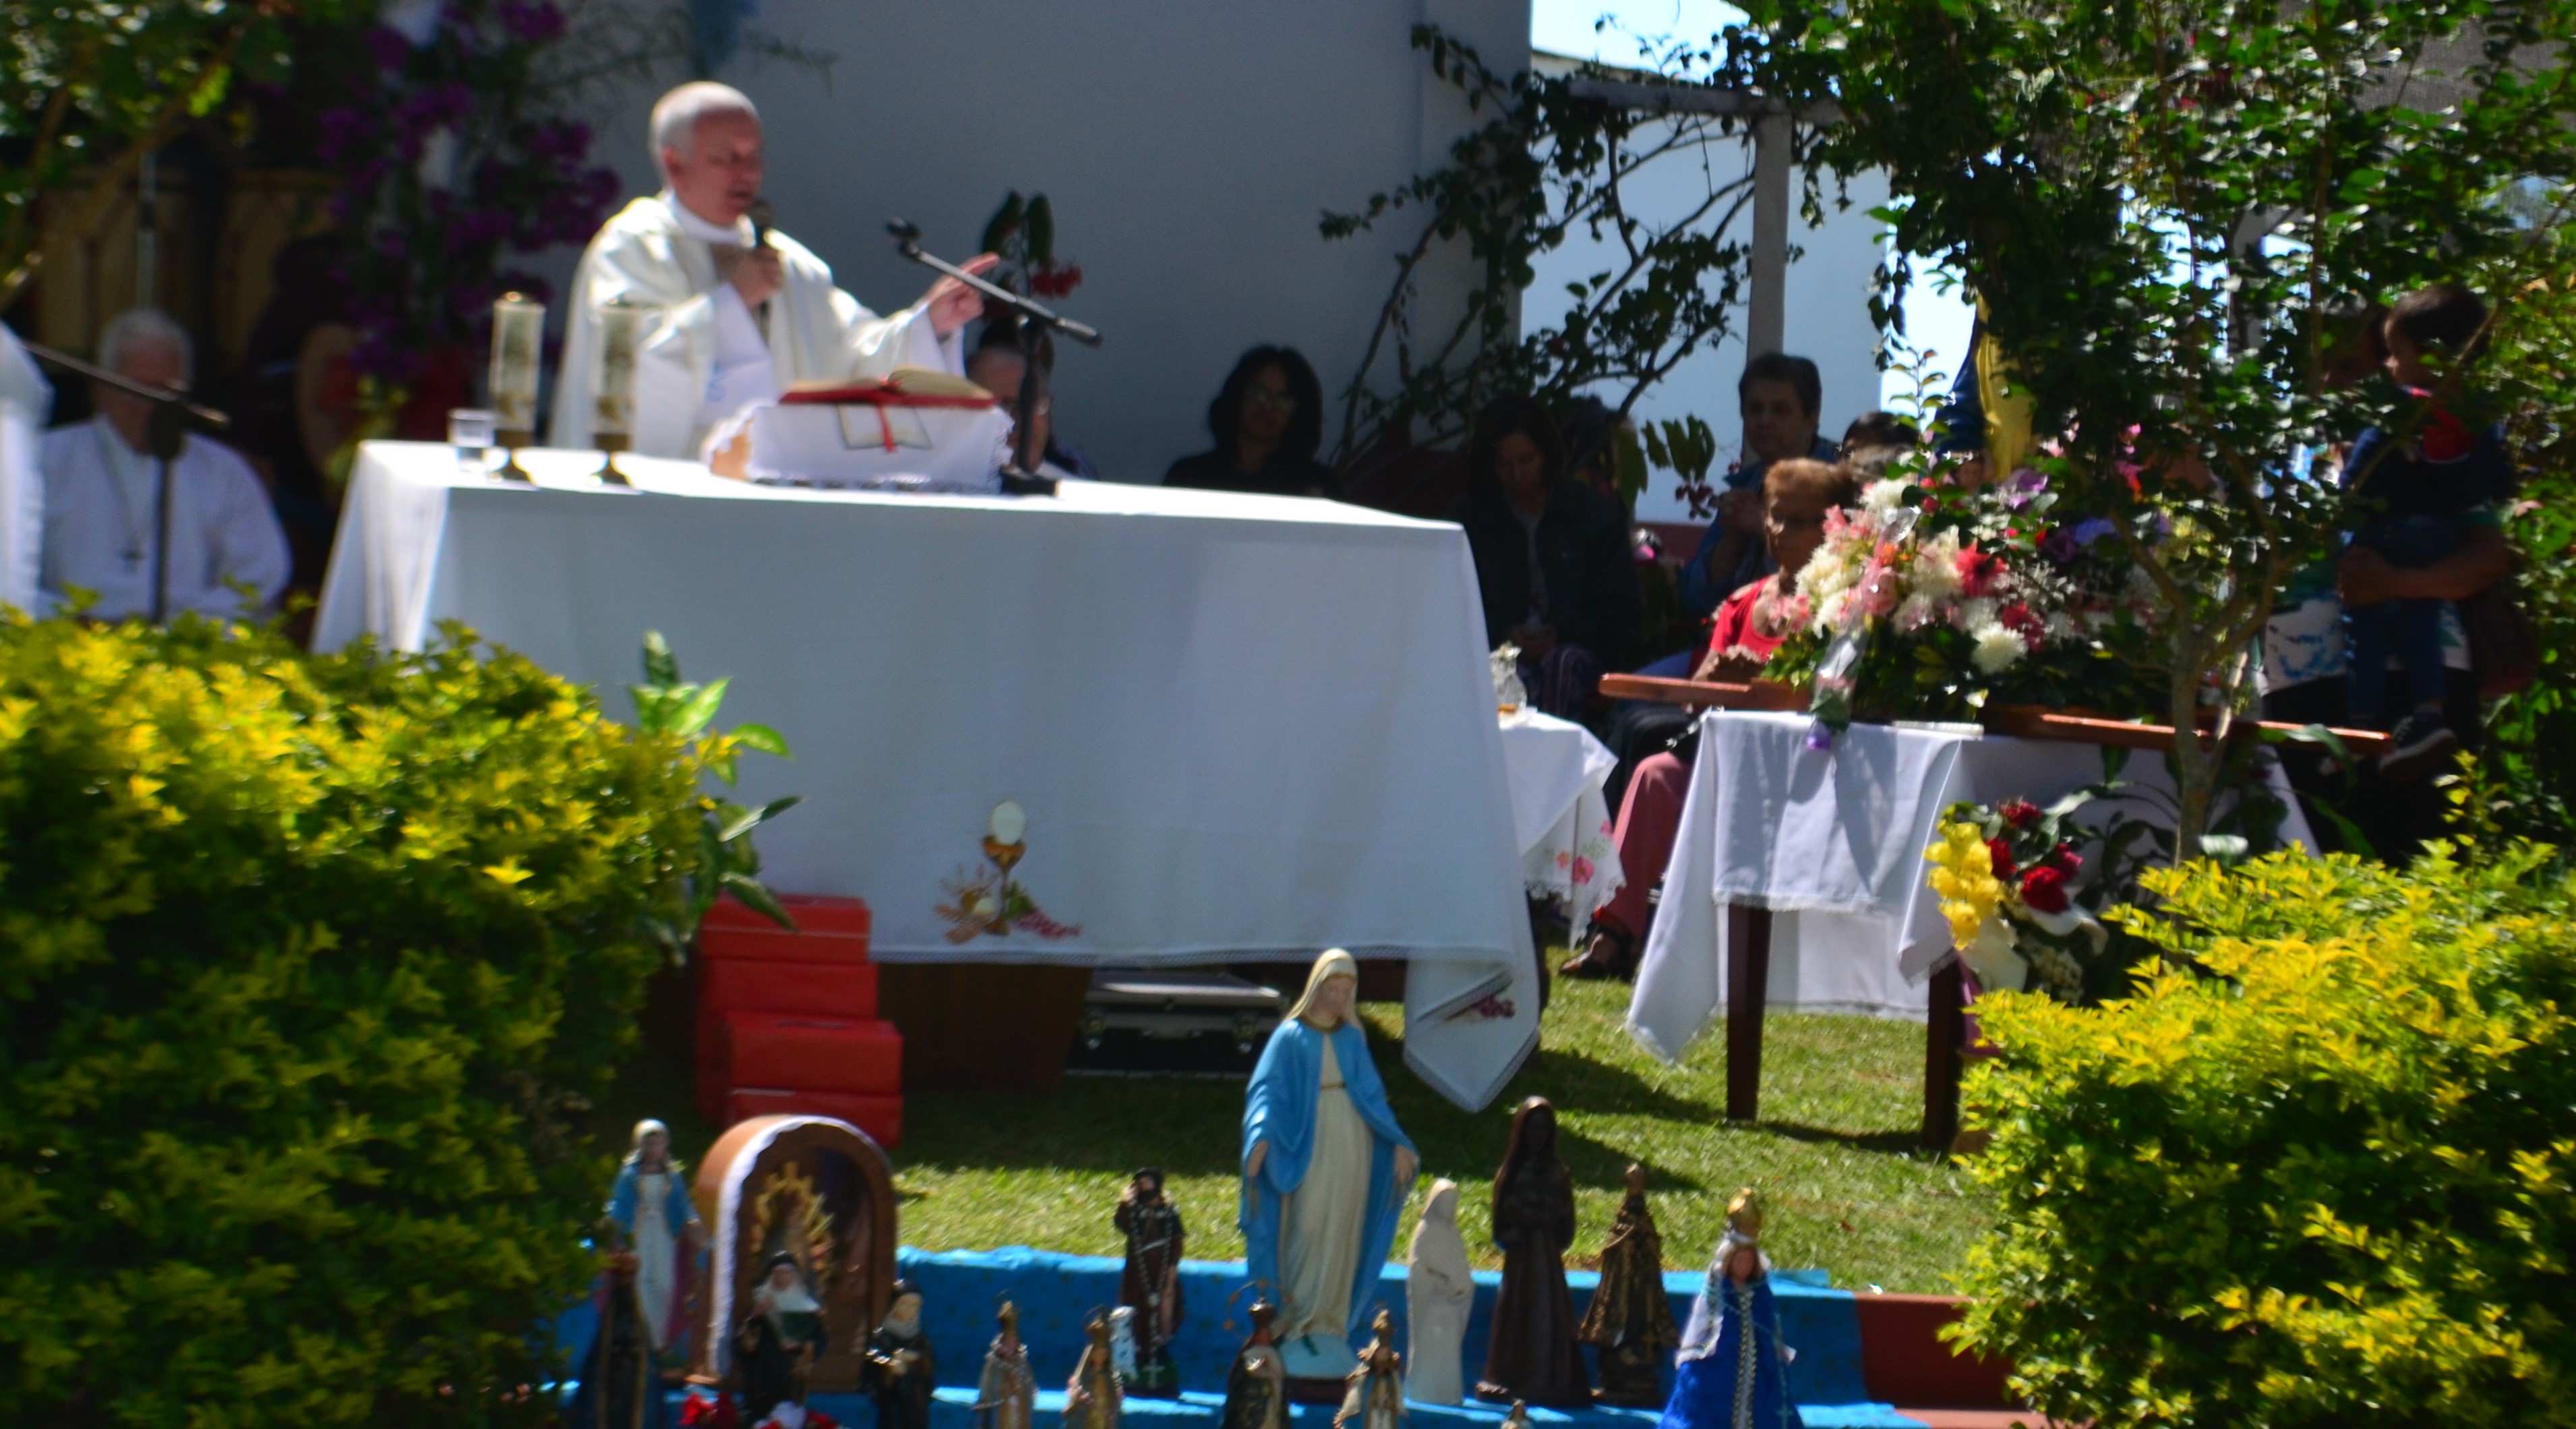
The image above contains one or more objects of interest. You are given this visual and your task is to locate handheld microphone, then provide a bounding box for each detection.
[748,198,776,248]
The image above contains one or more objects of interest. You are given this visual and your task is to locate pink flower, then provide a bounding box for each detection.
[1571,856,1596,883]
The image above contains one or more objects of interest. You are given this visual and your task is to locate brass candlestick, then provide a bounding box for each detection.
[593,298,640,486]
[488,292,544,482]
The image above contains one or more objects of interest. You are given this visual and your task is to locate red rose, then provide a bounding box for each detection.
[2044,842,2083,875]
[2020,865,2071,914]
[1999,799,2042,828]
[1999,602,2045,639]
[1987,838,2017,879]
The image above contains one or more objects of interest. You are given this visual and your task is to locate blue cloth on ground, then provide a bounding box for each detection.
[882,1248,1903,1426]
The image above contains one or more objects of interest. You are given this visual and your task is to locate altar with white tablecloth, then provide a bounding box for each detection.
[314,441,1539,1109]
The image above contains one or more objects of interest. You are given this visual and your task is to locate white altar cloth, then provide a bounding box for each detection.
[314,442,1538,1109]
[1627,710,2314,1059]
[1498,709,1620,937]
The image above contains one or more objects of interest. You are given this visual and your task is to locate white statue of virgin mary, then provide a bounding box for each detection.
[1239,950,1420,1380]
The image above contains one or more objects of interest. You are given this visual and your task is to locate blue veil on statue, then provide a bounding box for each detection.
[1238,950,1418,1379]
[1657,1189,1796,1429]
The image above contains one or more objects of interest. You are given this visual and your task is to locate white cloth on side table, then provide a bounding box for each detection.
[313,441,1539,1111]
[1497,709,1621,937]
[1627,710,2316,1060]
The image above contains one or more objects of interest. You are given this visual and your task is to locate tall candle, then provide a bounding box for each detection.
[488,293,544,437]
[593,300,640,442]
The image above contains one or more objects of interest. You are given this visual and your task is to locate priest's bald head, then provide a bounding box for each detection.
[652,82,762,228]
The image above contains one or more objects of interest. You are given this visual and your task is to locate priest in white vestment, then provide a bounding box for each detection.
[551,81,996,459]
[38,310,289,622]
[0,322,49,613]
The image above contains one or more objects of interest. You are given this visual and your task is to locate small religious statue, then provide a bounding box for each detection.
[1241,950,1420,1382]
[1065,1310,1124,1429]
[1404,1179,1475,1405]
[1580,1164,1682,1406]
[1476,1097,1590,1406]
[738,1254,828,1424]
[974,1302,1038,1429]
[866,1279,936,1429]
[1656,1190,1797,1429]
[1333,1308,1406,1429]
[1114,1167,1187,1394]
[607,1118,705,1372]
[1221,1301,1290,1429]
[567,1238,670,1429]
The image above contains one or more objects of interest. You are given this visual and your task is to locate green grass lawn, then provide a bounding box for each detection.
[609,975,1987,1293]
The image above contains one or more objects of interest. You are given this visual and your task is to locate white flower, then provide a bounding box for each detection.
[1817,589,1855,630]
[2043,610,2080,643]
[1971,624,2027,673]
[1955,597,1998,633]
[1960,916,2029,993]
[1894,593,1940,633]
[1861,478,1910,517]
[1909,530,1965,601]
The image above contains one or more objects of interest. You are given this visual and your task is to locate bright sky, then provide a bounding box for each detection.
[1529,0,1977,408]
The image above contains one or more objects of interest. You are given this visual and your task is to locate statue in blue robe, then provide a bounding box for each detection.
[604,1119,703,1370]
[1657,1192,1795,1429]
[1239,950,1418,1379]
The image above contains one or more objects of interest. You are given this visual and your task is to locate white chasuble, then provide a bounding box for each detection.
[1280,1037,1373,1345]
[551,192,961,460]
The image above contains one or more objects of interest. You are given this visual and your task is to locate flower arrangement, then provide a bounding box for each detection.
[1764,465,2161,730]
[1923,788,2161,1005]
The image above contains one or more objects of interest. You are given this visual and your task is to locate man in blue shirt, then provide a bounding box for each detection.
[1678,352,1838,620]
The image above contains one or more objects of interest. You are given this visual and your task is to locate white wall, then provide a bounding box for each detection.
[581,0,1530,484]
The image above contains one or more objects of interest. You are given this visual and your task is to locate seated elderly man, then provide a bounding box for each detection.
[552,81,996,459]
[39,309,289,622]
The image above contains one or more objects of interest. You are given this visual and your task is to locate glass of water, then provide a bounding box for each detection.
[448,408,496,475]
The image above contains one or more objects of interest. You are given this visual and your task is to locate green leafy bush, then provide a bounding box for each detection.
[1953,846,2576,1428]
[0,614,771,1426]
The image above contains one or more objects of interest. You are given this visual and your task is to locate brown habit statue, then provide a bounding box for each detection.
[1577,1163,1680,1405]
[1114,1167,1185,1395]
[1474,1097,1590,1406]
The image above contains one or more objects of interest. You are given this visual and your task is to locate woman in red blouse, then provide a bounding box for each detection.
[1563,457,1860,979]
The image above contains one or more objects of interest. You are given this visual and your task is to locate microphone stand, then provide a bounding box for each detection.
[887,219,1101,496]
[23,339,230,625]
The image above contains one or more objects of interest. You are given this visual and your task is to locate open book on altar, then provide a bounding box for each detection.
[707,367,1013,493]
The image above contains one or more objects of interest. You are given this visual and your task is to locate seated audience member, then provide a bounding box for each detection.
[1679,353,1836,619]
[966,325,1098,481]
[1164,346,1337,497]
[1450,397,1641,722]
[2340,283,2513,777]
[40,309,290,622]
[1561,457,1860,980]
[1840,410,1920,455]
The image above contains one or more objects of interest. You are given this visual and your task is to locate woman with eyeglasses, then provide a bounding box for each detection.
[1561,456,1861,981]
[1164,346,1338,498]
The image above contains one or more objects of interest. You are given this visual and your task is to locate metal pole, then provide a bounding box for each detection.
[1747,109,1791,359]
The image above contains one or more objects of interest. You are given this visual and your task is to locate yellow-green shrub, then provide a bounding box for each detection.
[1953,846,2576,1428]
[0,614,754,1426]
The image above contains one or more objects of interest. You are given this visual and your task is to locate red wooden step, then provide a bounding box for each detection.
[698,957,879,1020]
[698,894,872,965]
[715,1012,904,1097]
